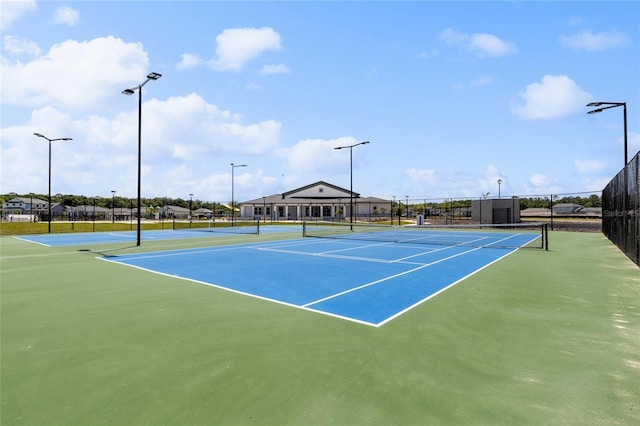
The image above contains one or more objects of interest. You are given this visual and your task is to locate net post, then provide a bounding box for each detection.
[544,223,549,251]
[256,219,260,235]
[172,218,176,230]
[302,221,307,237]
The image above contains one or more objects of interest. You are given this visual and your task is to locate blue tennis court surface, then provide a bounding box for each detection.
[15,225,297,246]
[103,233,539,327]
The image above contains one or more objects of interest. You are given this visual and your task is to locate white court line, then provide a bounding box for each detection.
[103,244,248,261]
[13,236,51,247]
[302,245,483,308]
[256,246,423,265]
[377,247,521,327]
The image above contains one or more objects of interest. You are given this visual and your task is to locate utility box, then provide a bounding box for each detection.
[471,197,521,224]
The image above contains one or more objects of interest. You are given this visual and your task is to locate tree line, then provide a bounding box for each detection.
[1,193,220,211]
[2,193,602,212]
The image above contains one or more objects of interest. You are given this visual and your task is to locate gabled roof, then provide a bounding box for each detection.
[282,181,357,199]
[4,197,48,204]
[163,205,190,213]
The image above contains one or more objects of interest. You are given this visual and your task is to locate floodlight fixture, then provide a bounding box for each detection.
[586,101,628,165]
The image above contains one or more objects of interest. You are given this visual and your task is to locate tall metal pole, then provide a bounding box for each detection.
[349,147,353,225]
[392,196,395,225]
[623,103,628,166]
[334,141,370,229]
[231,165,235,224]
[48,140,51,229]
[230,163,247,225]
[123,72,161,246]
[111,190,116,223]
[136,86,142,243]
[33,133,72,233]
[405,196,409,218]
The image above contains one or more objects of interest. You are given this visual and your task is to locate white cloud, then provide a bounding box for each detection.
[209,27,282,71]
[406,168,438,184]
[260,63,290,75]
[0,94,282,199]
[1,36,149,109]
[524,174,563,195]
[560,30,629,52]
[529,174,549,187]
[471,75,495,87]
[284,137,362,174]
[53,6,79,26]
[177,53,202,69]
[574,159,607,174]
[139,93,281,158]
[3,35,41,57]
[0,0,37,30]
[439,28,517,57]
[454,74,496,90]
[580,177,610,192]
[511,75,592,119]
[400,165,508,199]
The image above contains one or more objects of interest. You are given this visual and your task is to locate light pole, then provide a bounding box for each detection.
[334,141,370,228]
[93,197,97,232]
[497,179,502,199]
[586,102,628,166]
[231,163,247,225]
[392,195,396,225]
[405,196,409,218]
[111,190,116,223]
[122,72,162,246]
[263,196,267,223]
[33,133,72,233]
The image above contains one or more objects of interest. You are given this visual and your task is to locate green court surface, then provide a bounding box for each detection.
[1,231,638,425]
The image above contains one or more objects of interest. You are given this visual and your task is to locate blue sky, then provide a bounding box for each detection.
[1,0,639,204]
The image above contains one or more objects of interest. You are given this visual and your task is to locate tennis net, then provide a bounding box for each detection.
[172,220,260,235]
[302,221,548,250]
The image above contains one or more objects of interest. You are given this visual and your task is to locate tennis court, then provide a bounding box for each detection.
[104,225,542,326]
[14,223,295,246]
[2,227,638,425]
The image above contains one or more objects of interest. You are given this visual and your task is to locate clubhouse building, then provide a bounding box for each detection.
[239,181,391,222]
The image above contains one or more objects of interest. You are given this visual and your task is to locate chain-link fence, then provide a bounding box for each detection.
[399,192,602,231]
